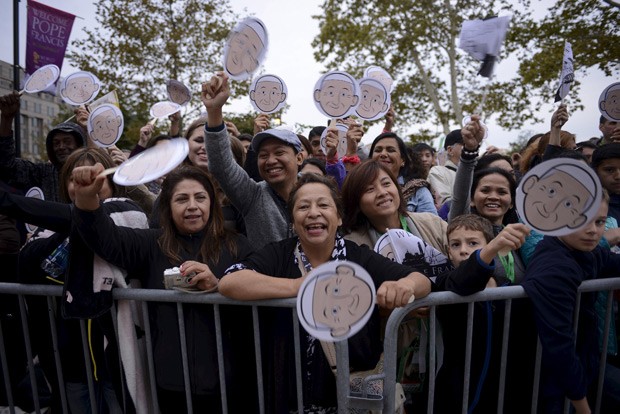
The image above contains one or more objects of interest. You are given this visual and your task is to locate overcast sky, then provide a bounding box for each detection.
[2,0,616,150]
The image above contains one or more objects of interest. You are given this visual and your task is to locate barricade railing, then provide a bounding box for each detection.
[1,277,619,414]
[382,276,620,414]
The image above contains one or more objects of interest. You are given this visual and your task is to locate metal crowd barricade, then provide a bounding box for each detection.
[382,277,620,414]
[1,277,619,414]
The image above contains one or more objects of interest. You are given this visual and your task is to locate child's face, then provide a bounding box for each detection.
[447,227,488,267]
[596,159,620,195]
[559,201,608,252]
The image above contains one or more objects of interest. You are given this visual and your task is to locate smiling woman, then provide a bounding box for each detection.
[218,173,430,412]
[369,133,437,214]
[70,164,257,413]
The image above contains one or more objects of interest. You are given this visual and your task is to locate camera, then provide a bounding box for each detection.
[163,267,196,290]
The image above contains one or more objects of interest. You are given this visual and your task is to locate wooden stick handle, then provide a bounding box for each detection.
[98,167,118,177]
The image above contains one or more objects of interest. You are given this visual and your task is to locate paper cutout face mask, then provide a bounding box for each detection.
[249,74,287,114]
[364,66,394,93]
[25,187,44,233]
[87,104,124,148]
[355,77,390,121]
[516,158,602,236]
[113,138,189,186]
[24,64,60,93]
[150,101,182,118]
[313,71,360,119]
[60,71,101,105]
[320,121,348,158]
[297,261,376,342]
[599,82,620,122]
[223,17,268,81]
[166,80,191,106]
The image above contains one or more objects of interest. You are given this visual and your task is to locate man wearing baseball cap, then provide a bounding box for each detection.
[202,73,303,249]
[0,91,86,202]
[428,129,463,207]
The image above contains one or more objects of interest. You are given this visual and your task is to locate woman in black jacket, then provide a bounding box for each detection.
[71,163,255,413]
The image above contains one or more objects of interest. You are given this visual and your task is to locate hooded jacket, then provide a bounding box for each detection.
[0,122,86,202]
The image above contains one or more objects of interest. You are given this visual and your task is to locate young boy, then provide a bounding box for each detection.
[434,215,531,413]
[436,214,530,293]
[522,191,620,414]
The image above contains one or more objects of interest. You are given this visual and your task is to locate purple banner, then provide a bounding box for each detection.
[26,0,76,75]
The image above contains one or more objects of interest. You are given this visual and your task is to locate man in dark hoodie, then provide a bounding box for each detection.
[0,91,86,202]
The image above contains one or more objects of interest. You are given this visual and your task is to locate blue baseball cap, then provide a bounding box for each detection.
[252,128,302,153]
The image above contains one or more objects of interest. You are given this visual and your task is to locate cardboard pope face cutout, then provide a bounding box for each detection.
[25,187,44,234]
[113,138,189,186]
[599,82,620,122]
[249,74,287,114]
[59,71,101,106]
[150,101,182,119]
[87,104,124,148]
[166,79,192,106]
[320,121,348,159]
[516,158,602,236]
[364,65,394,93]
[23,64,60,94]
[355,77,390,121]
[223,17,268,81]
[313,71,360,119]
[297,261,375,342]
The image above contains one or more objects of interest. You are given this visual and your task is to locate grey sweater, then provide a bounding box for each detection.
[204,124,290,249]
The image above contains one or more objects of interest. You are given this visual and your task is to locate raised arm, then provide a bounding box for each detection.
[548,104,568,148]
[0,188,71,232]
[201,73,261,215]
[71,163,153,271]
[448,115,484,222]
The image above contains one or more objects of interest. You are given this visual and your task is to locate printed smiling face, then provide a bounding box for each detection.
[250,79,286,113]
[26,67,55,91]
[312,265,373,338]
[356,81,388,119]
[314,77,359,118]
[600,85,620,121]
[62,75,99,104]
[225,24,265,77]
[168,82,191,105]
[522,170,592,231]
[90,108,122,146]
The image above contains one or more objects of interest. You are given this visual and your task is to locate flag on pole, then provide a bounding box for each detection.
[459,16,511,78]
[554,41,574,103]
[26,0,76,79]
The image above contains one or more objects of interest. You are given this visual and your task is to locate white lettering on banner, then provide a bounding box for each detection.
[30,29,67,48]
[31,8,70,26]
[32,16,68,39]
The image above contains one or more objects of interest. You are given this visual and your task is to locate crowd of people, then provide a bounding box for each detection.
[0,70,619,414]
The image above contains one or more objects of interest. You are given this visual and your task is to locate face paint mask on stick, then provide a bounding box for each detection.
[297,261,375,342]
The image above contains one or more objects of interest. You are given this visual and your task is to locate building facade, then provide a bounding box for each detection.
[0,60,69,162]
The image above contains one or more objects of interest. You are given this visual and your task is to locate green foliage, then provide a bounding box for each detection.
[507,128,537,155]
[224,111,259,135]
[313,0,620,136]
[68,0,246,147]
[405,128,437,146]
